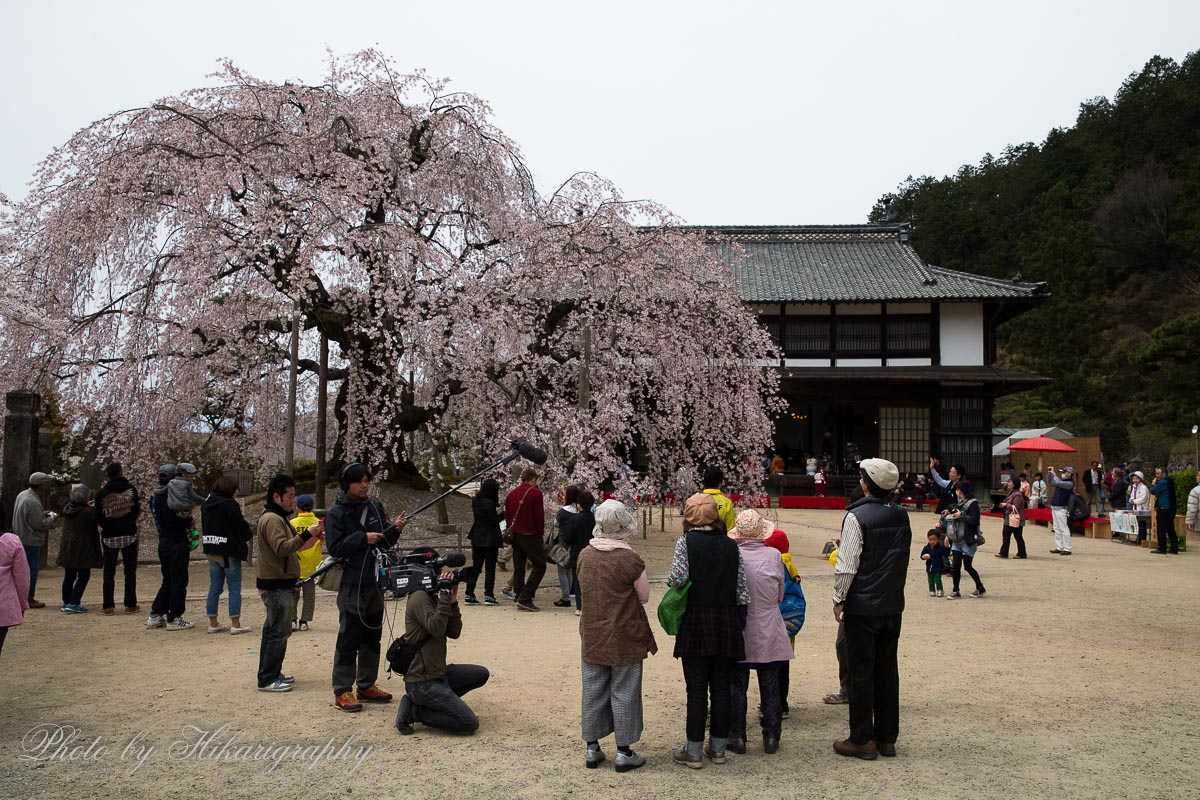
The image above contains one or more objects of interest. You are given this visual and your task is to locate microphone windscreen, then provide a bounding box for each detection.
[514,441,548,465]
[442,553,467,567]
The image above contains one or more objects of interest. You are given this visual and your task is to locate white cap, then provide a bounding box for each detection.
[860,458,900,491]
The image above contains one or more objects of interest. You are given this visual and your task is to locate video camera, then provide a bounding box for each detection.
[377,549,477,599]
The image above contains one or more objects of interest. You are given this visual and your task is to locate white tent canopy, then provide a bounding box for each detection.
[992,427,1075,458]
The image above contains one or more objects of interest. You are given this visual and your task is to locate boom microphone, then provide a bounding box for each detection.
[513,440,548,465]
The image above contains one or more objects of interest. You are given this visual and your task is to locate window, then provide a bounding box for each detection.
[761,317,781,348]
[879,407,930,473]
[835,317,881,356]
[937,396,991,479]
[886,316,931,356]
[939,396,988,432]
[759,311,934,359]
[783,318,831,356]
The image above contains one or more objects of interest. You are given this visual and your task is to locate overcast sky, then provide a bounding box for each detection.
[2,1,1197,224]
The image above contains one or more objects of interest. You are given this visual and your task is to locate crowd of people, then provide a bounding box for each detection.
[1,451,1196,773]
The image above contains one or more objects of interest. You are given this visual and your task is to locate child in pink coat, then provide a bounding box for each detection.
[0,532,32,655]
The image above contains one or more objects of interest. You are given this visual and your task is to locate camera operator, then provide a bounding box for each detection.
[325,463,409,712]
[395,560,490,736]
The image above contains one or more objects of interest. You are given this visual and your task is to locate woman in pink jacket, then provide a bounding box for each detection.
[0,532,32,655]
[728,510,794,755]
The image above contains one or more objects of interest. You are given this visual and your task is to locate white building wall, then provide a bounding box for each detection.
[940,304,985,366]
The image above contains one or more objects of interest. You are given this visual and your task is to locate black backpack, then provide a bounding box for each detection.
[1068,494,1089,523]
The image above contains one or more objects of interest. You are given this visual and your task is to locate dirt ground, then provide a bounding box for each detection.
[2,505,1197,800]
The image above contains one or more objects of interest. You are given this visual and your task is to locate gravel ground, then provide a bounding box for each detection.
[2,506,1197,800]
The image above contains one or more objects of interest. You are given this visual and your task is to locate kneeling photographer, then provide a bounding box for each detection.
[394,553,490,735]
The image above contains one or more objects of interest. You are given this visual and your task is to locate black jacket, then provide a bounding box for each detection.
[559,508,595,569]
[843,496,911,617]
[1109,477,1129,510]
[325,491,396,586]
[200,494,253,560]
[94,477,141,539]
[150,487,191,543]
[467,495,504,548]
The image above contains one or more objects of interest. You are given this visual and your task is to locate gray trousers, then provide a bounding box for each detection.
[299,580,315,623]
[581,660,644,746]
[332,581,385,694]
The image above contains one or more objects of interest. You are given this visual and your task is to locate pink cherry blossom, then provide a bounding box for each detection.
[0,50,781,496]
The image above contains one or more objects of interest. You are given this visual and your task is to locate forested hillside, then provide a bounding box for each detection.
[871,52,1200,464]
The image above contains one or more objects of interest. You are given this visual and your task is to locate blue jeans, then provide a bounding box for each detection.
[206,558,243,619]
[23,545,40,602]
[258,588,297,687]
[62,568,91,606]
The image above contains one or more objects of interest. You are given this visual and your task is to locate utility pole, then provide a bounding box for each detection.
[315,331,328,509]
[284,306,300,474]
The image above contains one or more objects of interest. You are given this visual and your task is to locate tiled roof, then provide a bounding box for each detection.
[685,225,1048,303]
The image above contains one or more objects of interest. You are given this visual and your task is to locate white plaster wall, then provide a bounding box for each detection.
[887,357,933,367]
[785,358,832,367]
[940,304,985,365]
[837,358,883,367]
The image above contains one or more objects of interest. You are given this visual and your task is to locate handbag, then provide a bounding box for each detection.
[657,580,691,635]
[316,556,344,592]
[546,532,571,569]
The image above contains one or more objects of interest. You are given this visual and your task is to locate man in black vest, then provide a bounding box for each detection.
[832,458,912,760]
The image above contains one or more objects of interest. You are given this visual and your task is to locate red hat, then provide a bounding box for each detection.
[765,529,790,554]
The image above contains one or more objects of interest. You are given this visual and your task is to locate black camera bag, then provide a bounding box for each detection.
[386,633,430,675]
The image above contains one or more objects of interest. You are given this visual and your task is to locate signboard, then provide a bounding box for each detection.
[1111,510,1143,537]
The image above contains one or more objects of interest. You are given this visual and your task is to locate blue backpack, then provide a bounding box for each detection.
[780,574,806,637]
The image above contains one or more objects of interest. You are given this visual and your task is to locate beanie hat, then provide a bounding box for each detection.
[765,529,790,554]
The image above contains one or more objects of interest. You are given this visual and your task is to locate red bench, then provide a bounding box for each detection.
[778,496,847,510]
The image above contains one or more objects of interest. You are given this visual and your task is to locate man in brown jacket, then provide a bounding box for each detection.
[395,558,490,735]
[255,474,321,692]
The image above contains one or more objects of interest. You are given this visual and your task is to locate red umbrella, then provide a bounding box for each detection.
[1007,436,1077,454]
[1007,436,1077,474]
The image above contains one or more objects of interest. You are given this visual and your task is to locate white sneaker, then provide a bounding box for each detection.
[146,614,166,629]
[207,624,230,634]
[230,626,252,635]
[165,617,195,630]
[258,679,293,693]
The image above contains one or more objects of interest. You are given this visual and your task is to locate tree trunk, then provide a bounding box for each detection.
[331,379,430,491]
